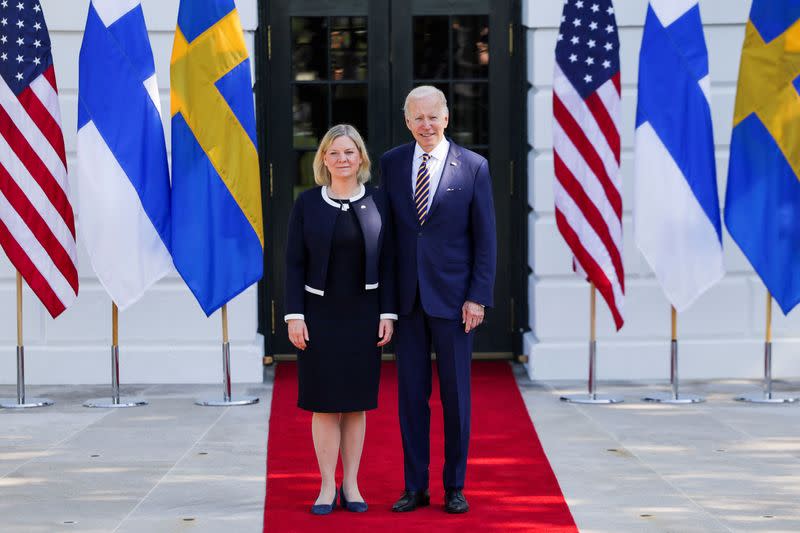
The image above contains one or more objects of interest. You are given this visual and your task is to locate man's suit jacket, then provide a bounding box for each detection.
[380,140,496,320]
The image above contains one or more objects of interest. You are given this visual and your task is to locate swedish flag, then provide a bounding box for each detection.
[170,0,263,316]
[725,1,800,314]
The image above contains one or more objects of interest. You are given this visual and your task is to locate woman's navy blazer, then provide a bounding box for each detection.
[283,184,397,320]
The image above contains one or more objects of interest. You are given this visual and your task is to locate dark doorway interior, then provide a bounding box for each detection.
[257,0,526,358]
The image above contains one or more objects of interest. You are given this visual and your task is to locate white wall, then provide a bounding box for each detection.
[0,0,263,384]
[9,0,797,385]
[523,0,800,380]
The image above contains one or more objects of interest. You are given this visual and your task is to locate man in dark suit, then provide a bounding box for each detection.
[380,86,496,514]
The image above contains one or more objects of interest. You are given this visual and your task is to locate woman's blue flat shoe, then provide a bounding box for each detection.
[339,486,368,513]
[310,494,337,515]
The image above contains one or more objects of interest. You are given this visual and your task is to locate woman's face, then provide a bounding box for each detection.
[324,135,362,181]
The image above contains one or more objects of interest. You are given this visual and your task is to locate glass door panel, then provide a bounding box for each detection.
[292,17,328,81]
[412,15,490,160]
[392,0,516,355]
[331,16,368,80]
[264,0,389,356]
[291,15,370,199]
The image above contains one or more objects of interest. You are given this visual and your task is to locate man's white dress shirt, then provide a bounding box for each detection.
[411,138,450,211]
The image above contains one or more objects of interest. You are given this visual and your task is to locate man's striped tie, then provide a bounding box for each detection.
[415,153,432,224]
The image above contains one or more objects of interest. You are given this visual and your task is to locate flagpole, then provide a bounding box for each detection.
[16,271,23,402]
[590,283,596,396]
[735,292,797,403]
[644,306,704,404]
[222,303,231,402]
[196,303,259,407]
[1,272,53,409]
[670,306,679,399]
[561,283,622,404]
[84,302,147,408]
[112,302,120,404]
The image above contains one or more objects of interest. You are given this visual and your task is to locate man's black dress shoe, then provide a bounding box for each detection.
[391,489,430,512]
[444,489,469,514]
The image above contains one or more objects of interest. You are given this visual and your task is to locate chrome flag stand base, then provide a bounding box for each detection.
[561,340,623,404]
[196,398,260,407]
[561,393,623,404]
[196,342,259,407]
[0,399,54,409]
[0,346,54,409]
[84,345,148,408]
[84,398,148,408]
[644,341,705,404]
[736,395,798,404]
[644,394,704,404]
[735,342,798,404]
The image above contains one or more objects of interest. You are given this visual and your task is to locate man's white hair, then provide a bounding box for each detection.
[403,85,449,117]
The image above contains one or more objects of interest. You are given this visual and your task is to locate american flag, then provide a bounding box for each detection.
[553,0,623,329]
[0,0,77,317]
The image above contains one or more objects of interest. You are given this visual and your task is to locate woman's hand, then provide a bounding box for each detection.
[377,319,394,347]
[288,319,309,350]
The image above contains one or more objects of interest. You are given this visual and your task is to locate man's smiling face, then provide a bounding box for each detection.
[405,94,449,152]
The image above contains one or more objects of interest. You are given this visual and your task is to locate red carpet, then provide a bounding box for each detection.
[264,361,577,532]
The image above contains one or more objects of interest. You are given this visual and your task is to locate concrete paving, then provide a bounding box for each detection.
[0,373,272,533]
[516,365,800,533]
[2,363,799,532]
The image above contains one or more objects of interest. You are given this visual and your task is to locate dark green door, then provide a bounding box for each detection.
[258,0,525,357]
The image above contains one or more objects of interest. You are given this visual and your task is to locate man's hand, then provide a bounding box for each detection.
[377,319,394,346]
[287,319,309,350]
[461,301,484,333]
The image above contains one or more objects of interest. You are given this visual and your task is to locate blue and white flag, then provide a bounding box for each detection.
[77,0,172,309]
[634,0,724,312]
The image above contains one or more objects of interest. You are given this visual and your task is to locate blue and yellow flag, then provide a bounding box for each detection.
[725,1,800,314]
[170,0,263,316]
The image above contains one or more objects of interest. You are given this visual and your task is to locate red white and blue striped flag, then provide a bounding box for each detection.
[553,0,624,329]
[0,1,78,317]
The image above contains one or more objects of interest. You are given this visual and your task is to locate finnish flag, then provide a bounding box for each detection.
[634,0,724,312]
[77,0,172,309]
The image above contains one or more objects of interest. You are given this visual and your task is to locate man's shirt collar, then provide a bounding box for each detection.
[414,137,450,161]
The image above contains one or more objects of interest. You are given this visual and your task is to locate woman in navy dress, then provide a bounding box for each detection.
[284,124,396,514]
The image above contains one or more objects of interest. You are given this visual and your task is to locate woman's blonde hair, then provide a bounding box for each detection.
[313,124,371,186]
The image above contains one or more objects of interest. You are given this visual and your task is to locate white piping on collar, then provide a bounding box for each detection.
[321,184,366,209]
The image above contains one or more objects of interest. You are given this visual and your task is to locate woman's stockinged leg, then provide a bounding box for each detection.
[312,412,342,505]
[340,411,366,502]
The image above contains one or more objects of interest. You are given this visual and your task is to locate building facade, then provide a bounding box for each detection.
[2,0,798,385]
[525,0,800,381]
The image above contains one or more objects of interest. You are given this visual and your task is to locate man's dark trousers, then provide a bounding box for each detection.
[395,292,473,491]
